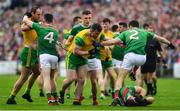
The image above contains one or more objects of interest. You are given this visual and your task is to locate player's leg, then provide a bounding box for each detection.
[146,72,154,96]
[152,72,157,95]
[114,67,129,98]
[88,58,102,105]
[100,61,116,99]
[106,67,116,98]
[41,67,53,105]
[7,47,34,104]
[89,70,99,105]
[135,68,144,87]
[6,66,31,104]
[100,71,108,99]
[22,63,40,102]
[141,61,156,96]
[73,64,88,105]
[50,69,58,105]
[114,53,146,99]
[37,74,45,97]
[65,86,71,99]
[59,69,76,104]
[53,67,59,81]
[51,67,59,102]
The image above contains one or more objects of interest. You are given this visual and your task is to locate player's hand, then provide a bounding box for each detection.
[167,43,175,49]
[92,41,101,47]
[24,12,32,18]
[105,57,109,61]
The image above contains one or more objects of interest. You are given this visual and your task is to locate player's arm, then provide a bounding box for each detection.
[73,45,89,56]
[135,86,146,97]
[22,15,33,28]
[64,35,74,47]
[73,36,89,56]
[21,23,32,31]
[154,34,170,45]
[101,38,122,46]
[154,34,176,49]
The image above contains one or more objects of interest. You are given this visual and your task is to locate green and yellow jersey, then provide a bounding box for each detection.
[100,30,114,61]
[21,18,38,47]
[20,18,39,67]
[68,29,105,59]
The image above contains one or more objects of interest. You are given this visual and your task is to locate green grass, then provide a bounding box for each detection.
[0,75,180,110]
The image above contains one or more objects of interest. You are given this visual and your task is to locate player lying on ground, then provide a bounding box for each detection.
[110,85,155,106]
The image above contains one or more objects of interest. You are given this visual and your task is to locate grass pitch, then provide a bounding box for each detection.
[0,74,180,110]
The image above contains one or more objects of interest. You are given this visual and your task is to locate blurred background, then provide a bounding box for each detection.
[0,0,179,77]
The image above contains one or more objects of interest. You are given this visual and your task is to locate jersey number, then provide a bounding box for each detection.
[44,32,54,43]
[129,30,139,40]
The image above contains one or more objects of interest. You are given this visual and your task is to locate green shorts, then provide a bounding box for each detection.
[66,52,87,70]
[20,47,38,68]
[102,60,113,69]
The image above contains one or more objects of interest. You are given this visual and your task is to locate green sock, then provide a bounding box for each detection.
[46,93,52,98]
[10,95,15,99]
[51,92,58,98]
[39,89,43,93]
[25,89,30,94]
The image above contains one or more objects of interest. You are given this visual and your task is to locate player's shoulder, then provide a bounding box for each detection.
[72,23,82,29]
[76,29,89,36]
[108,30,114,35]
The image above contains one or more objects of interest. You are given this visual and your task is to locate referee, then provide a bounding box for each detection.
[141,23,166,96]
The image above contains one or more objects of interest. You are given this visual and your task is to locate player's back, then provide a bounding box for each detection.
[120,28,154,55]
[37,26,58,56]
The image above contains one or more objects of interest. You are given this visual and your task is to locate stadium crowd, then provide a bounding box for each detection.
[0,0,179,74]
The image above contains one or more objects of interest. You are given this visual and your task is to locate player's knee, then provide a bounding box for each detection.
[91,79,97,85]
[77,78,85,84]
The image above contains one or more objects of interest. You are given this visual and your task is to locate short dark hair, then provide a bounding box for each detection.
[31,6,40,13]
[143,23,149,29]
[91,23,102,32]
[82,10,91,15]
[73,16,81,23]
[44,13,53,23]
[125,99,138,106]
[111,25,118,32]
[102,18,111,23]
[119,22,127,28]
[129,20,139,28]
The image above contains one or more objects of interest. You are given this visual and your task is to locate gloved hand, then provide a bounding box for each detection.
[167,43,175,49]
[24,12,32,18]
[92,41,101,47]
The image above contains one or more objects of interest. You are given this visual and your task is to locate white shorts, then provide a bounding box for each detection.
[88,58,102,71]
[39,54,58,69]
[121,52,146,71]
[112,58,122,69]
